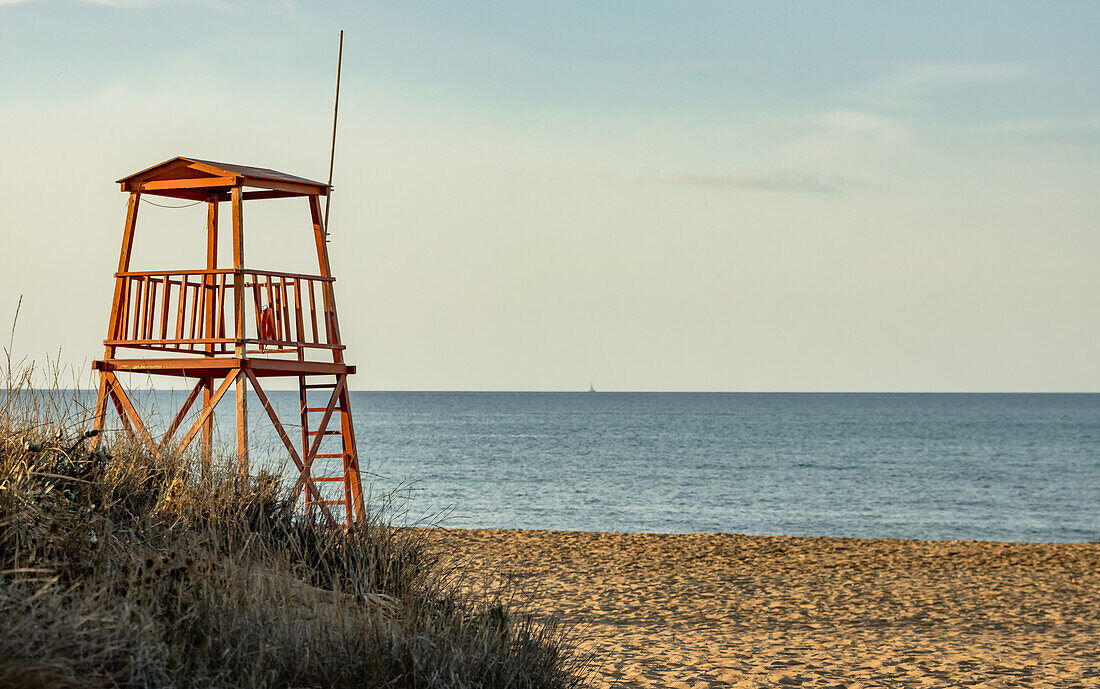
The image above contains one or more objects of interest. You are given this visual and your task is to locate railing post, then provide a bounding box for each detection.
[231,187,245,353]
[205,198,219,357]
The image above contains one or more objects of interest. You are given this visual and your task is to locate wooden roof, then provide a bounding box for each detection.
[118,157,330,201]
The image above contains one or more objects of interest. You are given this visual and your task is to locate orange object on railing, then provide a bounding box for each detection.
[259,305,277,341]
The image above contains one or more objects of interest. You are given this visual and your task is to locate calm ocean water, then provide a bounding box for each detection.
[84,392,1100,542]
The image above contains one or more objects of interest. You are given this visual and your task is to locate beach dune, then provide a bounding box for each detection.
[428,529,1100,688]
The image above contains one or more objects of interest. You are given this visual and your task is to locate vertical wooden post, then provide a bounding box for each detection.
[236,370,248,477]
[204,198,219,352]
[307,194,343,363]
[105,192,141,356]
[232,187,245,353]
[202,197,218,475]
[299,373,309,472]
[201,375,213,478]
[89,375,110,452]
[91,192,141,450]
[231,186,248,474]
[338,380,365,521]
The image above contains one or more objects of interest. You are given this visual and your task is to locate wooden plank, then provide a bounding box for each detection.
[245,370,335,524]
[120,186,211,201]
[130,277,144,342]
[160,279,172,340]
[242,339,343,349]
[188,283,200,344]
[280,281,292,347]
[251,280,263,345]
[144,279,157,340]
[205,200,219,357]
[201,376,213,478]
[119,277,132,341]
[337,380,365,522]
[264,274,277,341]
[232,186,245,354]
[104,193,141,352]
[298,374,309,495]
[238,177,326,197]
[88,374,110,453]
[105,372,156,456]
[186,161,241,178]
[119,269,233,278]
[292,278,306,360]
[175,275,187,340]
[139,176,237,191]
[307,279,319,344]
[196,273,206,344]
[208,282,220,350]
[105,338,235,345]
[236,367,248,477]
[242,268,333,282]
[176,371,237,456]
[308,194,344,358]
[109,386,132,434]
[217,273,227,341]
[94,357,354,377]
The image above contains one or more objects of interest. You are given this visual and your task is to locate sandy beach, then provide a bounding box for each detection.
[427,529,1100,688]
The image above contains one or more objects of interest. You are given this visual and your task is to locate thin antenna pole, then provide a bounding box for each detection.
[323,29,344,237]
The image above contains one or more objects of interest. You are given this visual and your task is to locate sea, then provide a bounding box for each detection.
[52,391,1100,542]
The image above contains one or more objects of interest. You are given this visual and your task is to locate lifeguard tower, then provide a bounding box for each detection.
[90,157,364,525]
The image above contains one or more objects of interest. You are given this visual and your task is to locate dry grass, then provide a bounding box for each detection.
[0,367,589,689]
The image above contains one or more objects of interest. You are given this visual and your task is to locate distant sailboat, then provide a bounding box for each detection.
[588,383,596,393]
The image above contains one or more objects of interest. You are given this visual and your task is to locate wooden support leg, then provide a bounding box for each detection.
[236,370,248,478]
[338,382,365,523]
[89,373,110,452]
[201,376,214,479]
[298,374,308,474]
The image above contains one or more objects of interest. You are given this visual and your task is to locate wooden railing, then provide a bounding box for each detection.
[105,269,341,356]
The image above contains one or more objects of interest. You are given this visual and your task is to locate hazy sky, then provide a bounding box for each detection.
[2,1,1098,391]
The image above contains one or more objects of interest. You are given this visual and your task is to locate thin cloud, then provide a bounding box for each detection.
[655,172,842,194]
[848,62,1031,111]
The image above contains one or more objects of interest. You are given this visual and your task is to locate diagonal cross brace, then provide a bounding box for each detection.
[288,375,347,504]
[244,369,336,524]
[175,371,238,456]
[156,378,203,456]
[104,371,157,456]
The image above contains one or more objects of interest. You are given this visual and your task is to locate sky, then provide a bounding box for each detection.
[1,1,1098,391]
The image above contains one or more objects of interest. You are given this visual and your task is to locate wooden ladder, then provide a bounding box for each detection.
[298,375,359,525]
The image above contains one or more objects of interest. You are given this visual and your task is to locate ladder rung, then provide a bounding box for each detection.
[319,500,347,505]
[306,430,341,436]
[311,477,346,482]
[302,383,337,389]
[305,407,333,412]
[312,453,344,459]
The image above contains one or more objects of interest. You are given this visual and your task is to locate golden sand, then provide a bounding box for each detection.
[427,529,1100,688]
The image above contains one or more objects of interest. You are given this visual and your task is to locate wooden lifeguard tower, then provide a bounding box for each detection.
[90,156,364,525]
